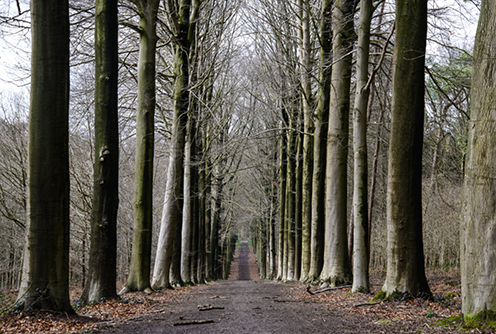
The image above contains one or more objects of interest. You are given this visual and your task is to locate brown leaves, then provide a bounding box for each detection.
[0,284,206,333]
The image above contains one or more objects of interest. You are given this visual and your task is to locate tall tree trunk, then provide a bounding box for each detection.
[197,157,207,283]
[320,0,354,287]
[285,111,297,281]
[308,0,332,283]
[170,207,184,286]
[460,0,496,321]
[277,107,289,280]
[298,0,314,282]
[268,148,278,279]
[180,116,194,285]
[17,0,73,312]
[294,130,303,281]
[122,0,159,295]
[210,185,221,280]
[152,0,191,290]
[376,0,430,300]
[82,0,119,303]
[205,161,213,281]
[351,0,372,294]
[258,219,267,279]
[181,0,201,286]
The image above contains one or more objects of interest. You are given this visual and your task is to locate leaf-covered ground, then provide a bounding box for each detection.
[0,249,481,333]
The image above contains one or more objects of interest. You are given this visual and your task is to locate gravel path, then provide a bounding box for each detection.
[92,242,463,334]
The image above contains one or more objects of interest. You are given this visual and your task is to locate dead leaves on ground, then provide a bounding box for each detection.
[0,269,462,333]
[0,284,209,334]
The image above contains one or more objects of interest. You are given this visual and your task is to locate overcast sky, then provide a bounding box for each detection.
[0,0,481,96]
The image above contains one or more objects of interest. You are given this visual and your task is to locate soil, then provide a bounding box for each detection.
[88,241,469,334]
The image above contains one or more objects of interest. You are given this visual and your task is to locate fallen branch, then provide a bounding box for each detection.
[210,295,230,299]
[306,285,352,295]
[197,304,225,311]
[173,319,214,326]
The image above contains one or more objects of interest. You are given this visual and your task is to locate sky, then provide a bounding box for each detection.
[0,0,481,97]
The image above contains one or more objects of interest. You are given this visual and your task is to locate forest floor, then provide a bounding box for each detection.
[0,242,491,333]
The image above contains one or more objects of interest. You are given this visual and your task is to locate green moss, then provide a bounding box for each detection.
[373,288,409,301]
[437,315,462,327]
[461,310,496,330]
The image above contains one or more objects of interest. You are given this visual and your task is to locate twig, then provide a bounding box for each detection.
[364,20,396,92]
[197,304,225,311]
[306,285,352,295]
[209,295,230,299]
[173,319,214,326]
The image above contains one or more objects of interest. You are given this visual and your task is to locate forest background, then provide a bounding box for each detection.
[0,0,480,314]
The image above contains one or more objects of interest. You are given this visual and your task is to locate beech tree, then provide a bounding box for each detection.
[320,0,355,287]
[16,0,73,312]
[81,0,119,304]
[153,0,195,289]
[298,0,314,282]
[460,0,496,321]
[307,0,331,283]
[376,0,431,299]
[351,0,373,294]
[121,0,160,295]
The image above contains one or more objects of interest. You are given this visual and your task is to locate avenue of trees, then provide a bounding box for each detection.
[0,0,494,324]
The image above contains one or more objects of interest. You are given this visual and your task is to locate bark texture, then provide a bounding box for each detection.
[298,0,314,281]
[308,0,332,283]
[152,0,191,289]
[82,0,119,303]
[17,0,72,312]
[377,0,430,299]
[460,0,496,321]
[320,0,354,287]
[351,0,372,294]
[124,0,159,294]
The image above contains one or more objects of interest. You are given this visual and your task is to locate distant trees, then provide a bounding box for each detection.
[0,0,487,320]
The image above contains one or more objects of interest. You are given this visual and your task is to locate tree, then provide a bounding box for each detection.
[121,0,160,295]
[376,0,431,299]
[460,0,496,321]
[320,0,354,287]
[153,0,193,289]
[351,0,373,294]
[308,0,331,283]
[298,0,314,282]
[81,0,119,304]
[16,0,73,312]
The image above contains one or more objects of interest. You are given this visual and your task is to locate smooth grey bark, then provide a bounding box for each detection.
[152,0,191,290]
[180,116,194,285]
[82,0,119,303]
[308,0,332,283]
[460,0,496,321]
[17,0,73,312]
[351,0,372,294]
[170,205,184,287]
[277,107,289,280]
[376,0,431,300]
[320,0,354,287]
[294,130,303,281]
[298,0,314,282]
[285,110,297,281]
[123,0,159,294]
[180,0,201,286]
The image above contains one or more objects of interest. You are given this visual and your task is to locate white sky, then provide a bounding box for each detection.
[0,0,481,96]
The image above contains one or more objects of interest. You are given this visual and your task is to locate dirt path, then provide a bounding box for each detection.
[92,242,463,334]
